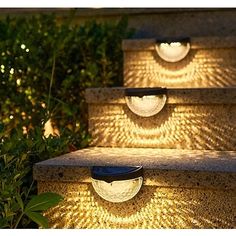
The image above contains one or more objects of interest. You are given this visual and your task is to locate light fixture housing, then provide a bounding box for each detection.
[155,37,190,62]
[91,166,143,203]
[125,87,167,117]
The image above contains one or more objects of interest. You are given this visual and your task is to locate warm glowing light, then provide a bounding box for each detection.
[125,88,167,117]
[126,95,167,117]
[92,177,143,203]
[156,41,190,62]
[91,166,143,203]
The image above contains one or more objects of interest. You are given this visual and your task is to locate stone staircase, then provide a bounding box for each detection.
[34,29,236,228]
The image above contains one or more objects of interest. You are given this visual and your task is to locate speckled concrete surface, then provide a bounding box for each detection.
[86,88,236,150]
[34,147,236,228]
[34,147,236,173]
[122,39,236,87]
[88,104,236,150]
[85,87,236,104]
[122,37,236,50]
[37,181,236,228]
[33,147,236,190]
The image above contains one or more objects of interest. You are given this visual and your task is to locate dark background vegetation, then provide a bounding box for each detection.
[0,11,133,228]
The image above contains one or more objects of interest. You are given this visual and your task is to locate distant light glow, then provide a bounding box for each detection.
[21,44,26,50]
[26,48,29,53]
[156,41,190,62]
[16,79,21,86]
[9,115,14,119]
[10,68,14,74]
[0,65,4,73]
[126,94,167,117]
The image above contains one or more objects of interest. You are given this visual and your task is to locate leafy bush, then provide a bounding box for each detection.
[0,12,134,228]
[0,126,68,228]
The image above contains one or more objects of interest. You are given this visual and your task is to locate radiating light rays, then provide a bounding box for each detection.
[39,181,236,229]
[124,49,236,88]
[89,104,236,150]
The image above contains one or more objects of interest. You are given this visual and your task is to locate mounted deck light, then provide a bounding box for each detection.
[91,166,143,203]
[125,87,167,117]
[156,38,190,62]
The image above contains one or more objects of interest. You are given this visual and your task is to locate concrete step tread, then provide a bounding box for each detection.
[85,87,236,104]
[122,36,236,50]
[34,147,236,189]
[35,147,236,173]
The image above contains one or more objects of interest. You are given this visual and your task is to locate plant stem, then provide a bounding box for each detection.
[14,212,24,229]
[47,53,56,117]
[25,180,34,200]
[13,180,34,228]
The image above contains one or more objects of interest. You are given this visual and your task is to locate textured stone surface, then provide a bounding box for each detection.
[123,40,236,87]
[37,181,236,229]
[34,147,236,228]
[34,147,236,173]
[89,104,236,150]
[85,87,236,104]
[86,88,236,150]
[33,147,236,190]
[122,37,236,50]
[4,9,236,40]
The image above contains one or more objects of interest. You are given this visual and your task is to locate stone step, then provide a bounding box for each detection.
[122,9,236,39]
[33,147,236,228]
[123,37,236,88]
[86,87,236,150]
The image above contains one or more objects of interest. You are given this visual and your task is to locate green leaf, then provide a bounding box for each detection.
[0,218,9,228]
[25,211,48,229]
[25,192,63,212]
[15,193,24,211]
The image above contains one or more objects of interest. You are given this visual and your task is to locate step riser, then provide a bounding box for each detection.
[38,181,236,229]
[123,39,236,88]
[89,104,236,150]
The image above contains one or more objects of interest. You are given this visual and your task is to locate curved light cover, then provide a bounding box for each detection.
[91,166,143,203]
[156,40,190,62]
[125,87,167,117]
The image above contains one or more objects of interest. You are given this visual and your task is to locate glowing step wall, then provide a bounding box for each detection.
[123,37,236,88]
[86,87,236,151]
[33,147,236,229]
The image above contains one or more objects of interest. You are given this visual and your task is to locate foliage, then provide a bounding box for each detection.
[0,125,68,228]
[0,12,134,228]
[0,13,133,140]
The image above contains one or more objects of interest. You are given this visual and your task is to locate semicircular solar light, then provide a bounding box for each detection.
[125,87,167,117]
[91,166,143,203]
[156,37,190,62]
